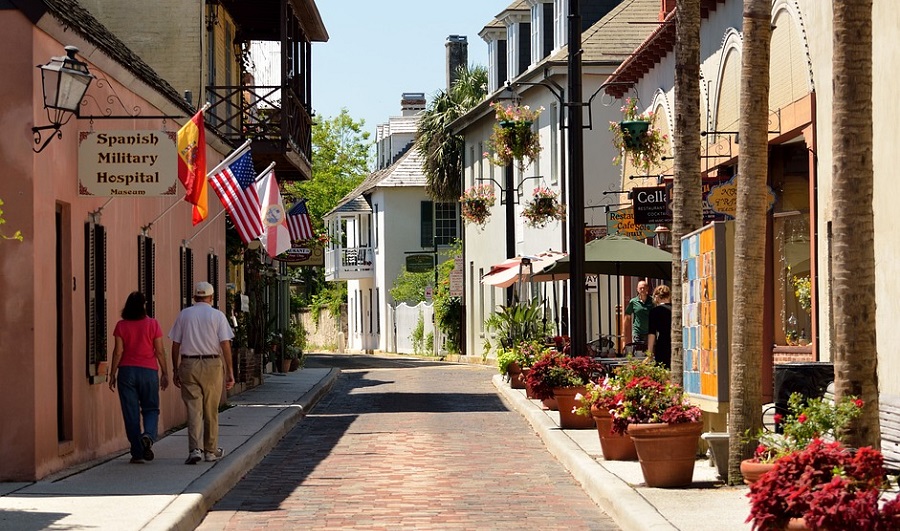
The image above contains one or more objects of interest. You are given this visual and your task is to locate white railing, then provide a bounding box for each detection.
[325,246,374,280]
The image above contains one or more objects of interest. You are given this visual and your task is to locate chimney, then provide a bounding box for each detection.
[445,35,468,91]
[660,0,676,21]
[400,92,426,116]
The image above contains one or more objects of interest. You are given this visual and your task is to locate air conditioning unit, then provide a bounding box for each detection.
[773,362,834,432]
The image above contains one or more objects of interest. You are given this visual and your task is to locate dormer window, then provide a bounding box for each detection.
[480,23,507,93]
[554,0,569,50]
[529,0,555,65]
[506,17,531,79]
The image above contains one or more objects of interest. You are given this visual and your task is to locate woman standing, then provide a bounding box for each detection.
[108,292,169,463]
[647,284,672,370]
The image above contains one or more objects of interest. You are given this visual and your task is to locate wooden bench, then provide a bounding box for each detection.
[825,384,900,471]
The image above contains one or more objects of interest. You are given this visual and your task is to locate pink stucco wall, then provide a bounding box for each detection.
[0,11,230,480]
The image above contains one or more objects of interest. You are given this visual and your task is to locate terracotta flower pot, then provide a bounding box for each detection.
[522,369,536,398]
[553,387,595,429]
[591,405,637,461]
[740,458,776,485]
[628,421,703,487]
[507,362,526,390]
[542,396,559,411]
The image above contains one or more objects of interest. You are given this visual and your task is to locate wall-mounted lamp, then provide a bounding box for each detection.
[32,46,94,153]
[654,225,671,251]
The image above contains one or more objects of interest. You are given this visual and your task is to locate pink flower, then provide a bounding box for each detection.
[773,413,783,424]
[798,413,808,424]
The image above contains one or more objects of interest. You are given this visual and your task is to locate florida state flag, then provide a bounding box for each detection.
[177,109,208,224]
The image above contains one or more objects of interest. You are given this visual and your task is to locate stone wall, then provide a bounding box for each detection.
[297,305,347,352]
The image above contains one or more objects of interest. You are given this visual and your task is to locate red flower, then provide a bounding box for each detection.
[773,413,783,425]
[854,398,864,408]
[797,413,808,423]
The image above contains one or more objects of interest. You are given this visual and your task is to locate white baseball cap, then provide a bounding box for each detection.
[194,282,215,297]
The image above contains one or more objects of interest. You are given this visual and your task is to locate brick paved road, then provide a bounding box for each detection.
[197,354,620,530]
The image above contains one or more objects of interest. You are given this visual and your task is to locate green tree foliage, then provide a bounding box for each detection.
[433,242,462,354]
[390,268,432,305]
[416,65,488,201]
[282,110,373,313]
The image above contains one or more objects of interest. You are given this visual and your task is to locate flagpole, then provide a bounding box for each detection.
[141,199,182,234]
[254,162,277,182]
[207,139,252,177]
[183,206,228,245]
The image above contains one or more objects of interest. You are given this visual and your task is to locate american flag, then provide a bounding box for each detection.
[208,147,264,244]
[287,200,314,241]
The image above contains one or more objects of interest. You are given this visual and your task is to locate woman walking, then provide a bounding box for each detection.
[108,292,169,463]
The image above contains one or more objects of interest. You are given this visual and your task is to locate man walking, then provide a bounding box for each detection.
[170,282,235,464]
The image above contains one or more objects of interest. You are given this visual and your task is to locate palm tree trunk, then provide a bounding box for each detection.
[671,0,703,385]
[727,0,771,485]
[832,0,880,449]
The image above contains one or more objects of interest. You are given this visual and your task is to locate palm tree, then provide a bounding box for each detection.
[670,0,703,385]
[727,0,771,485]
[416,65,488,202]
[832,0,880,449]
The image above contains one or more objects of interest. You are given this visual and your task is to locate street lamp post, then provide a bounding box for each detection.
[567,0,586,358]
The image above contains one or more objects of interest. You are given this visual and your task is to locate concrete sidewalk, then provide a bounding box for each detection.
[492,374,752,531]
[1,364,753,531]
[0,368,339,531]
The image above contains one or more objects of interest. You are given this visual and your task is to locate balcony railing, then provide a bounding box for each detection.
[325,247,375,281]
[206,84,312,178]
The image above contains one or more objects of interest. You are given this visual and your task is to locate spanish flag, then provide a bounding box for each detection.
[177,109,207,225]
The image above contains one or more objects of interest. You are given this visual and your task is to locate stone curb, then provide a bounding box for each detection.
[147,368,341,531]
[492,374,676,531]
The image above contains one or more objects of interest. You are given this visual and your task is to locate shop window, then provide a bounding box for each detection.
[772,161,811,346]
[85,221,107,380]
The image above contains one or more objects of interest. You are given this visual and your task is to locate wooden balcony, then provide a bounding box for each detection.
[206,84,312,181]
[325,247,375,281]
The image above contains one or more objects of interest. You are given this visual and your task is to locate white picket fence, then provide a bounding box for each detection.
[393,302,434,354]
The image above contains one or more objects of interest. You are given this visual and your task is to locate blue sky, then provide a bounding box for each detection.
[311,1,506,138]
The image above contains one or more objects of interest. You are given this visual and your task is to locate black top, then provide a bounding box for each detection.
[648,303,672,369]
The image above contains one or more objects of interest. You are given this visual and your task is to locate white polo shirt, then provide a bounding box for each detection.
[168,302,234,356]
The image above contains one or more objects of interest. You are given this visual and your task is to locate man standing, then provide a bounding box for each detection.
[170,282,235,464]
[623,280,654,351]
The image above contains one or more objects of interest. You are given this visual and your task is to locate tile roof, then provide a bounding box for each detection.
[38,0,194,116]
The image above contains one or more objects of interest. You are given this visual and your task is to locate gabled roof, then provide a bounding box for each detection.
[324,148,427,217]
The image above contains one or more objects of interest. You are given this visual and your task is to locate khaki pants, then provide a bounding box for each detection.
[178,356,224,453]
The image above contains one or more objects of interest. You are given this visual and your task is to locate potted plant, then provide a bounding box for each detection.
[485,102,543,171]
[742,392,864,484]
[524,352,605,429]
[521,186,565,228]
[747,439,900,530]
[576,358,670,460]
[608,375,703,487]
[460,184,496,226]
[609,97,667,175]
[497,340,548,390]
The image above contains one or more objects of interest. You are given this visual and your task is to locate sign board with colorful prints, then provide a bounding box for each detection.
[681,221,733,404]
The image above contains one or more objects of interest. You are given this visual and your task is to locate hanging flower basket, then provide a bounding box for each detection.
[486,102,543,171]
[521,186,565,228]
[609,98,667,175]
[460,184,496,226]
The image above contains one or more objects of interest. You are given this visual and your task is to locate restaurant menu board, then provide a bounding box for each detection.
[681,221,733,403]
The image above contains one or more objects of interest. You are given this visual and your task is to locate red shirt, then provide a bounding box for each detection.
[114,317,163,370]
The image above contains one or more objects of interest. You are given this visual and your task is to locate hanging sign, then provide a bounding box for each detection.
[274,242,325,266]
[406,254,435,273]
[632,186,671,225]
[607,207,656,240]
[78,130,178,196]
